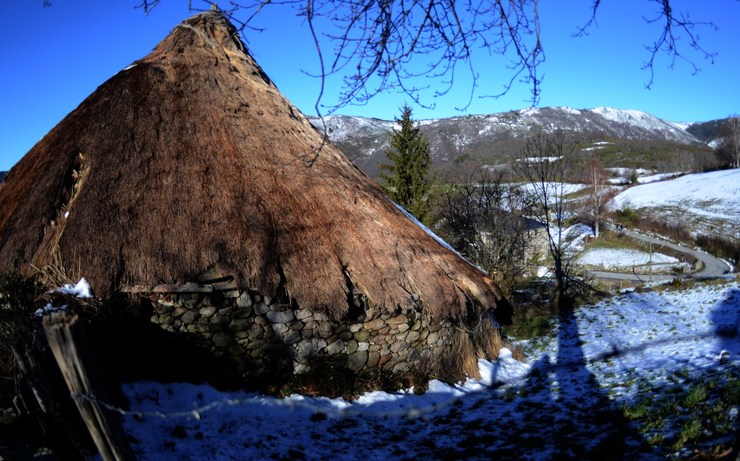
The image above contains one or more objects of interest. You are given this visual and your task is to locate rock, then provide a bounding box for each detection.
[181,311,197,324]
[363,318,385,331]
[247,324,264,340]
[254,302,269,315]
[390,341,408,353]
[346,340,358,354]
[236,292,252,309]
[387,315,407,326]
[349,323,363,333]
[354,330,370,342]
[294,339,320,362]
[406,330,420,343]
[283,329,301,345]
[272,322,290,338]
[392,362,410,373]
[199,306,217,318]
[366,351,380,368]
[157,299,175,308]
[325,339,344,355]
[213,332,234,348]
[224,290,240,299]
[295,309,313,321]
[313,312,329,322]
[316,322,332,337]
[397,323,410,333]
[427,332,439,345]
[230,318,252,330]
[340,331,353,341]
[266,309,294,324]
[357,341,369,352]
[347,350,368,371]
[210,313,231,326]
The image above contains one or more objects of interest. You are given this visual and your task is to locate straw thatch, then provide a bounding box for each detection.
[0,12,510,331]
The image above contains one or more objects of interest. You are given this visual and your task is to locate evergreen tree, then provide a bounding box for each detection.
[380,104,433,222]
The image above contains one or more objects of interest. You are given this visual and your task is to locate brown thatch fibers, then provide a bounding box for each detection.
[0,12,510,327]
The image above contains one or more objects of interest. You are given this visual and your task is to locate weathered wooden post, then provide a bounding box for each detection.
[42,312,132,461]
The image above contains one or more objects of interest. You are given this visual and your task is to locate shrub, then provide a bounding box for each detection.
[696,235,740,267]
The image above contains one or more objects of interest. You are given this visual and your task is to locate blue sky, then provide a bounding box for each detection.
[1,1,738,171]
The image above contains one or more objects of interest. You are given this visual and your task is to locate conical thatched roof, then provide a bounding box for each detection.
[0,11,509,326]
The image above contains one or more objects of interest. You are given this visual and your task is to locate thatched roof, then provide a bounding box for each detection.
[0,11,509,323]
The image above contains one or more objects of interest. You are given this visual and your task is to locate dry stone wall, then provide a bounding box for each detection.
[147,289,464,382]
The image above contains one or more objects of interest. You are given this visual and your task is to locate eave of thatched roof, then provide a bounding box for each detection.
[0,11,509,323]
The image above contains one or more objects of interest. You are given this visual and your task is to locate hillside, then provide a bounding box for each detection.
[311,107,714,181]
[685,118,728,145]
[612,168,740,241]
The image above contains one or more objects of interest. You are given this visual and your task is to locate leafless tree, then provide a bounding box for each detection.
[581,156,613,238]
[132,1,720,115]
[514,129,578,310]
[718,115,740,169]
[433,170,538,295]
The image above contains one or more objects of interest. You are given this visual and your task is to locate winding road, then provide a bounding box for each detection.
[584,223,732,283]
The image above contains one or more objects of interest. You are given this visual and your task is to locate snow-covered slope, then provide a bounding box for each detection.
[613,168,740,240]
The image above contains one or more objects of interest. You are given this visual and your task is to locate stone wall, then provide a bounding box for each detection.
[147,288,483,384]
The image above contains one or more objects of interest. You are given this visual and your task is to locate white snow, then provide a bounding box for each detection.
[391,200,486,274]
[520,156,562,163]
[120,281,740,459]
[613,168,740,238]
[577,248,682,270]
[55,277,93,298]
[516,182,588,201]
[555,223,594,254]
[636,172,684,184]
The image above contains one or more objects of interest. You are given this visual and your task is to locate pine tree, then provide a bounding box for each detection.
[380,104,433,222]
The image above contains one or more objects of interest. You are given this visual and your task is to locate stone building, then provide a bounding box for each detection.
[0,12,514,390]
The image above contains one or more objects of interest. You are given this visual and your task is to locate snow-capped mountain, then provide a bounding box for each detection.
[310,107,709,179]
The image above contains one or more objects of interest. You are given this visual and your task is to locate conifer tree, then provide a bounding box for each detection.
[380,104,433,222]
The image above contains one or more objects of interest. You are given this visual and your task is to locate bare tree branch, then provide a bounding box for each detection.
[132,1,720,114]
[575,0,718,89]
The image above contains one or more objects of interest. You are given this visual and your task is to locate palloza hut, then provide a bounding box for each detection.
[0,11,513,389]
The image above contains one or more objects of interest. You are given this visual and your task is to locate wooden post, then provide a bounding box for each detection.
[42,312,133,461]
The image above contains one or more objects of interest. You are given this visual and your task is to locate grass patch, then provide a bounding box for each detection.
[620,369,740,456]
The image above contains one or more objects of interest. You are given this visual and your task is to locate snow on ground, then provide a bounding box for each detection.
[516,182,588,202]
[636,172,684,184]
[613,168,740,239]
[557,223,594,254]
[576,248,685,272]
[120,281,740,460]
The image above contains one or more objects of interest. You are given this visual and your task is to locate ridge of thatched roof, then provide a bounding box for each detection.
[0,11,509,322]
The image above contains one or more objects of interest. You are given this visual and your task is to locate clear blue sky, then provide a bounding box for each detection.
[1,1,738,171]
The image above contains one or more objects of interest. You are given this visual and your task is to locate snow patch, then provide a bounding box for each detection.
[55,278,93,298]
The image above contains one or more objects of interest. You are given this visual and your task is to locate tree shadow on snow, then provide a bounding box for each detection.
[712,288,740,458]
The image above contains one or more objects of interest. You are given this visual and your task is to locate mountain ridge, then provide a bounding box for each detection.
[310,106,715,180]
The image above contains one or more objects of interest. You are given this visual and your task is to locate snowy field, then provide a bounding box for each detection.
[121,281,740,460]
[576,248,687,273]
[612,168,740,240]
